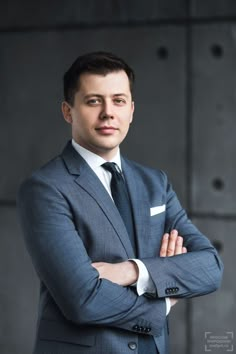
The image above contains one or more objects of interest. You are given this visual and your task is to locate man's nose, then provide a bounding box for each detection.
[100,101,114,119]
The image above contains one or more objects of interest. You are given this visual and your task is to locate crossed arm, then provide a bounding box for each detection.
[92,229,187,306]
[18,171,223,334]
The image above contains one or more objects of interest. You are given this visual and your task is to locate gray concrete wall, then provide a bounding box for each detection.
[0,1,234,353]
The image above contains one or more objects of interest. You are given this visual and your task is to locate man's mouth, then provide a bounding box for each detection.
[96,126,118,134]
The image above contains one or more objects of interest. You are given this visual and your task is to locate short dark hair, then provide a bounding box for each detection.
[63,51,135,105]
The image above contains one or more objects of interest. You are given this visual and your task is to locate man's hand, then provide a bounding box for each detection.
[160,229,187,307]
[91,260,139,286]
[160,229,187,257]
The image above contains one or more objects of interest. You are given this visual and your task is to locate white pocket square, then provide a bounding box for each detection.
[150,204,166,216]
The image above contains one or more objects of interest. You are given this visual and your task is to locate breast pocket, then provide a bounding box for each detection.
[150,211,166,238]
[150,204,166,216]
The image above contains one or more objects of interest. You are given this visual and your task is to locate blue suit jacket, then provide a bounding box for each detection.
[17,141,223,354]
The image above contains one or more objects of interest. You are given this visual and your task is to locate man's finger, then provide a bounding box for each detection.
[160,233,169,257]
[182,247,187,253]
[167,230,178,256]
[174,236,183,255]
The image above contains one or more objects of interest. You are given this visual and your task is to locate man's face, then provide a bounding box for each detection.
[62,70,134,160]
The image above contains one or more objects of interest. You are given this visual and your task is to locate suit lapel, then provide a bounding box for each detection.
[61,142,135,259]
[121,158,151,258]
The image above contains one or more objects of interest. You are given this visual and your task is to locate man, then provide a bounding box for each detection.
[18,51,223,354]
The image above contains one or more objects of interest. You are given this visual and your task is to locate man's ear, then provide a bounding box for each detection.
[129,101,135,124]
[61,101,73,124]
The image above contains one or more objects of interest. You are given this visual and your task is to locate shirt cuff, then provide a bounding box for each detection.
[130,259,156,296]
[130,259,171,316]
[165,297,171,315]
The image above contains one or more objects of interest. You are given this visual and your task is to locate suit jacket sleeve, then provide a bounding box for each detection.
[141,170,223,299]
[17,173,166,337]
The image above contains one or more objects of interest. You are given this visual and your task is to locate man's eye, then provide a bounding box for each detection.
[87,99,100,105]
[114,98,126,105]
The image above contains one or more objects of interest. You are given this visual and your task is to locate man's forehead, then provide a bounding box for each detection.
[79,70,129,83]
[78,71,131,94]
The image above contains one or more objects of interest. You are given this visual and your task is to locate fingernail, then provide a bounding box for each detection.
[171,230,178,237]
[177,236,182,243]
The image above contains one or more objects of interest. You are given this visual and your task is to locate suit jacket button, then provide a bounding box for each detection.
[132,325,139,331]
[145,327,151,333]
[128,342,137,350]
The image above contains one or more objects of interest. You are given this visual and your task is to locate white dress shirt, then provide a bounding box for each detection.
[71,139,170,315]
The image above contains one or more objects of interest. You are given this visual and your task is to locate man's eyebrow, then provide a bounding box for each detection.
[113,93,129,98]
[83,93,129,99]
[83,94,102,99]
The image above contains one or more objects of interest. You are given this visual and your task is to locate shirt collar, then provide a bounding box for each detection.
[71,139,122,171]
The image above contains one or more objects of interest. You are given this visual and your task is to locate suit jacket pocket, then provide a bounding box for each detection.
[150,212,165,236]
[38,319,96,347]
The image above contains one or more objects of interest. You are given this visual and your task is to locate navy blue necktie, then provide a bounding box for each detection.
[102,162,136,251]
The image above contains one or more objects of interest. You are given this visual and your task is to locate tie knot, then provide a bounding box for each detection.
[102,162,120,176]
